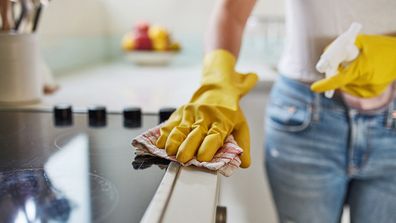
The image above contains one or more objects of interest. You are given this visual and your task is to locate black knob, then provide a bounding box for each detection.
[216,206,227,223]
[123,107,142,128]
[54,104,73,126]
[88,106,107,127]
[159,107,176,124]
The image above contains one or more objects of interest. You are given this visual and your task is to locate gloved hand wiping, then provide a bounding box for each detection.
[156,50,258,168]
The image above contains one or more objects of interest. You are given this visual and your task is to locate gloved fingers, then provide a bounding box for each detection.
[236,72,259,96]
[310,65,356,93]
[156,119,180,149]
[196,122,228,162]
[176,125,207,163]
[165,124,191,156]
[164,106,195,155]
[354,34,366,49]
[233,118,251,168]
[339,84,363,97]
[157,106,185,148]
[341,83,390,98]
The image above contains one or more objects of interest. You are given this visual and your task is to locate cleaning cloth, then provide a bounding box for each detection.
[131,125,243,177]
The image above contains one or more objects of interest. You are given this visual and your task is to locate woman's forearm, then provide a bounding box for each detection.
[205,0,256,57]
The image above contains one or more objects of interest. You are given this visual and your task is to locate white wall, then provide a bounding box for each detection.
[37,0,110,72]
[37,0,285,72]
[102,0,285,36]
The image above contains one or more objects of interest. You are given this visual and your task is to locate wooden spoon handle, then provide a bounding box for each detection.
[0,0,14,31]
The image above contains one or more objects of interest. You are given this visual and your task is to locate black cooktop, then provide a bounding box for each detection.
[0,106,175,223]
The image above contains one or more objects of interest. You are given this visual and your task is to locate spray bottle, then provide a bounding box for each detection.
[316,22,363,98]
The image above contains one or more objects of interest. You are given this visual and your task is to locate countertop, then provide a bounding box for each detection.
[18,61,277,113]
[1,60,278,222]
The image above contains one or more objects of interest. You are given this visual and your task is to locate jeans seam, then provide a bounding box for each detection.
[313,94,321,122]
[347,110,357,176]
[386,100,394,129]
[362,121,373,169]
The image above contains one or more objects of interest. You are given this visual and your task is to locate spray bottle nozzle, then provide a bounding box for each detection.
[315,22,363,98]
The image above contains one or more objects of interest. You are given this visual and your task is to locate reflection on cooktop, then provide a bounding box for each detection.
[0,169,72,222]
[132,155,171,170]
[0,109,170,223]
[0,169,121,223]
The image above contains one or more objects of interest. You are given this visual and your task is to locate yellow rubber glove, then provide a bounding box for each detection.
[311,34,396,98]
[156,50,258,168]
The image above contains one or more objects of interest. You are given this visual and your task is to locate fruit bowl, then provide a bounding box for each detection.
[121,21,181,66]
[125,51,179,66]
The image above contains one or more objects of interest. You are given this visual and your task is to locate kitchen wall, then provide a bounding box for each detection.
[38,0,285,73]
[101,0,285,35]
[38,0,110,72]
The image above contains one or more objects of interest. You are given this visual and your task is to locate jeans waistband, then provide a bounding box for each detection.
[275,75,396,128]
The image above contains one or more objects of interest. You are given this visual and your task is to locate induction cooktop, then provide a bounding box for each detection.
[0,105,175,223]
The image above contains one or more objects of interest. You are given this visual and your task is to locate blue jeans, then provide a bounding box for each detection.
[265,75,396,223]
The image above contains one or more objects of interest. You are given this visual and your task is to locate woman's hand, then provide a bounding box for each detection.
[156,50,258,168]
[311,35,396,98]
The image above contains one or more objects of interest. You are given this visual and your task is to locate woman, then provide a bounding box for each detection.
[156,0,396,222]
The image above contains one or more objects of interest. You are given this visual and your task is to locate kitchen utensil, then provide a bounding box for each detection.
[14,0,26,31]
[0,0,15,32]
[17,0,35,33]
[32,0,48,32]
[32,0,41,31]
[10,0,16,29]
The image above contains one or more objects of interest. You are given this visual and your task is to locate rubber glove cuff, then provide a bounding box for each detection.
[202,49,259,96]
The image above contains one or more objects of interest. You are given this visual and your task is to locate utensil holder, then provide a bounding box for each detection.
[0,33,42,105]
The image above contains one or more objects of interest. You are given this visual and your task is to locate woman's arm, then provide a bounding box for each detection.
[205,0,257,57]
[155,0,258,167]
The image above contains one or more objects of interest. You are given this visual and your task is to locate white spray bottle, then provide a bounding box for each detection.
[316,22,363,98]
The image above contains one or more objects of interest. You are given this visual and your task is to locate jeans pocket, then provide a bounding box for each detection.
[266,93,313,132]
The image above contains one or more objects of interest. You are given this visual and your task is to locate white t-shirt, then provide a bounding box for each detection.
[278,0,396,82]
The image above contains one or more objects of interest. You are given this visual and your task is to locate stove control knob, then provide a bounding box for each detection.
[88,106,107,127]
[123,107,142,128]
[159,107,176,124]
[54,104,73,126]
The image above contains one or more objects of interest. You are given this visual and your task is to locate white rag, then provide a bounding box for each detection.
[131,125,243,177]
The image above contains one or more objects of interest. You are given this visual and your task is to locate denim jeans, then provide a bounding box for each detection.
[265,75,396,223]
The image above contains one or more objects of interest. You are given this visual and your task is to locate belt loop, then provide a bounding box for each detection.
[313,93,321,122]
[385,99,394,129]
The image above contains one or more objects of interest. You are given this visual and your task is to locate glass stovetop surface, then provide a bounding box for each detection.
[0,110,169,223]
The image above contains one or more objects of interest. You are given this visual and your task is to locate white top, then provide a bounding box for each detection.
[278,0,396,82]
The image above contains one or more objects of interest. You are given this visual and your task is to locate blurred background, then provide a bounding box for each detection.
[0,1,358,222]
[38,0,285,74]
[37,1,286,222]
[4,0,291,222]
